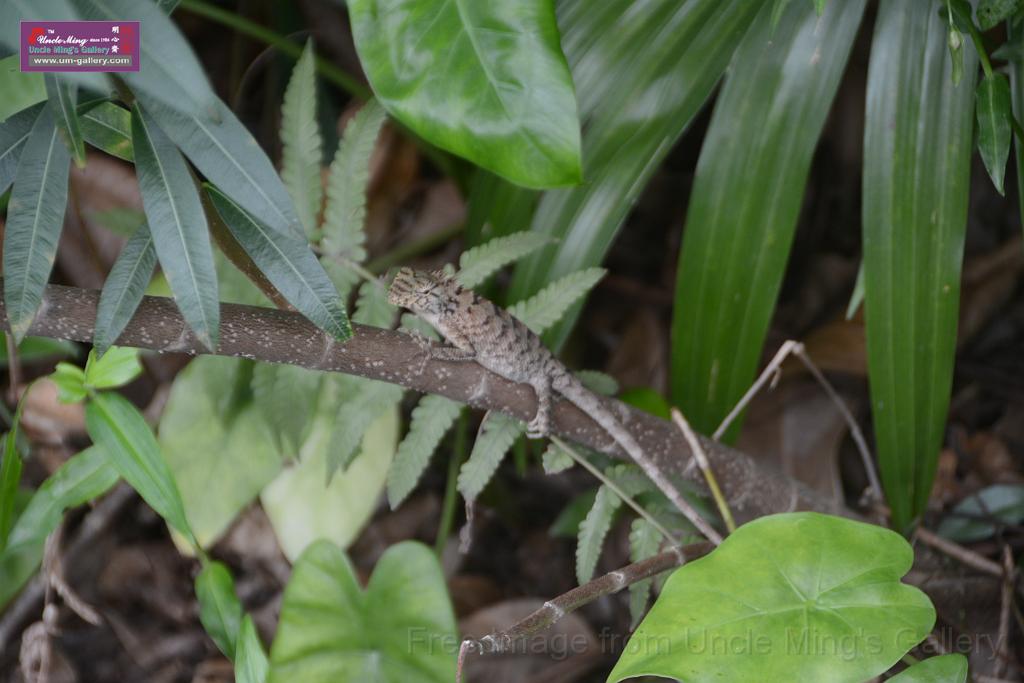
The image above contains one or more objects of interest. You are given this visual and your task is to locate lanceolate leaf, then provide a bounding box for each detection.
[138,94,304,239]
[387,394,461,508]
[131,103,220,350]
[322,99,387,263]
[0,102,45,194]
[976,73,1012,195]
[348,0,581,188]
[575,485,621,584]
[3,104,71,342]
[457,412,522,503]
[863,0,977,531]
[508,267,605,335]
[670,0,866,437]
[1010,18,1024,242]
[44,75,86,167]
[280,40,322,238]
[206,185,351,341]
[456,232,551,289]
[195,561,243,660]
[94,223,157,355]
[236,616,270,683]
[507,0,764,349]
[79,101,133,161]
[0,431,23,553]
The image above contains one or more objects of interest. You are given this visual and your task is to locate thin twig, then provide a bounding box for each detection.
[914,527,1002,577]
[995,546,1015,677]
[670,408,735,533]
[714,340,799,441]
[550,435,679,546]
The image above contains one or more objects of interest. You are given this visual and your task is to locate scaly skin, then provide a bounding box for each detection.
[388,267,721,544]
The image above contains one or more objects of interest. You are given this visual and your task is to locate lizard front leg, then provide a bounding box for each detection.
[527,375,552,438]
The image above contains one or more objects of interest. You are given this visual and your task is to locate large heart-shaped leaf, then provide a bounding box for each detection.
[348,0,581,188]
[268,540,457,683]
[609,512,935,683]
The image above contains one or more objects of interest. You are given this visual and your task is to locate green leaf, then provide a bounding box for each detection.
[575,369,618,396]
[79,101,133,161]
[51,362,87,404]
[942,0,975,33]
[159,356,282,548]
[236,615,270,683]
[889,654,969,683]
[280,40,322,238]
[0,431,24,552]
[85,391,194,542]
[670,0,866,437]
[206,185,351,341]
[540,442,573,474]
[506,0,764,349]
[94,223,157,355]
[0,103,45,194]
[351,281,395,329]
[627,516,662,628]
[0,446,118,609]
[575,485,621,584]
[846,261,866,319]
[456,412,522,503]
[550,488,597,537]
[84,346,142,389]
[976,73,1012,195]
[348,0,581,188]
[131,103,220,350]
[508,267,605,335]
[251,362,322,455]
[322,99,387,263]
[936,484,1024,541]
[3,104,71,342]
[44,75,85,167]
[977,0,1024,30]
[863,0,977,531]
[387,394,461,509]
[268,540,456,683]
[609,512,936,683]
[88,206,146,236]
[70,0,218,118]
[1011,16,1024,243]
[326,378,403,477]
[196,561,243,660]
[0,55,46,123]
[456,232,551,289]
[949,27,964,87]
[137,94,304,239]
[770,0,793,30]
[0,333,76,367]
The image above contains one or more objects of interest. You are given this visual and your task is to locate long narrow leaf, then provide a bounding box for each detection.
[195,561,243,660]
[206,185,351,341]
[236,615,270,683]
[131,103,220,350]
[0,102,45,194]
[976,73,1012,195]
[863,0,977,531]
[1010,18,1024,241]
[670,0,866,436]
[44,74,86,167]
[0,431,23,552]
[94,223,157,355]
[79,101,133,161]
[3,104,71,342]
[281,40,322,238]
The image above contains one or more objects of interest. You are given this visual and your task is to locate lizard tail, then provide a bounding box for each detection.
[557,376,723,544]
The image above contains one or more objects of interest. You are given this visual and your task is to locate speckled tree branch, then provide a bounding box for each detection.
[3,282,848,522]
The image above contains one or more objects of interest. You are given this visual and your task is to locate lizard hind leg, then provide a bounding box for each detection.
[526,376,552,438]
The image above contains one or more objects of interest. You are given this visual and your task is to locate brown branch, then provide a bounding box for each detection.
[5,282,847,522]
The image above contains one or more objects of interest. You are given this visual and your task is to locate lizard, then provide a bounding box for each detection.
[387,267,722,544]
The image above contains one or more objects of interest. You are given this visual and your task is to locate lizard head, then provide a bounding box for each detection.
[388,267,449,316]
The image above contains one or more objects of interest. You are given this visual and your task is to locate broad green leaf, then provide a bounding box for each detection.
[84,346,142,389]
[94,223,157,355]
[268,540,456,683]
[1012,17,1024,242]
[280,40,322,238]
[540,442,573,474]
[206,185,351,341]
[262,399,398,559]
[196,561,243,660]
[609,513,935,683]
[236,615,270,683]
[44,75,85,167]
[0,55,46,123]
[671,0,866,437]
[889,654,969,683]
[137,94,304,239]
[159,356,282,548]
[627,516,662,628]
[3,104,71,342]
[348,0,581,188]
[51,362,87,403]
[977,0,1024,29]
[70,0,218,118]
[0,446,118,609]
[0,431,23,552]
[387,394,461,509]
[507,267,604,335]
[132,103,220,350]
[251,362,322,455]
[85,391,194,542]
[0,103,45,194]
[506,0,764,349]
[863,0,977,531]
[456,232,551,289]
[322,99,387,263]
[79,101,133,161]
[976,73,1012,195]
[456,412,522,502]
[351,281,394,329]
[575,484,620,584]
[936,484,1024,542]
[325,378,403,476]
[0,333,76,367]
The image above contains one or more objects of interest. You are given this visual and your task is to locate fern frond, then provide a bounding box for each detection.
[541,443,573,474]
[627,516,663,627]
[251,362,323,455]
[325,378,404,478]
[575,485,621,584]
[322,99,387,262]
[575,369,618,396]
[352,281,395,328]
[457,412,522,502]
[399,313,440,341]
[280,40,322,238]
[387,395,462,508]
[456,232,551,289]
[509,268,606,335]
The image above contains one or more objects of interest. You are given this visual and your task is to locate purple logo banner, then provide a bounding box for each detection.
[20,21,140,73]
